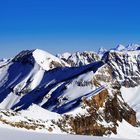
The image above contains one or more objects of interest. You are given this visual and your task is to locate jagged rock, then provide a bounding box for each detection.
[102,51,140,87]
[58,51,100,66]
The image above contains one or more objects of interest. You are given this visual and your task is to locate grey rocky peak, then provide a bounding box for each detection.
[98,47,107,55]
[59,51,100,66]
[115,44,126,51]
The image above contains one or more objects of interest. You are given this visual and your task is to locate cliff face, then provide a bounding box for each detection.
[56,64,138,136]
[102,51,140,87]
[59,49,140,87]
[68,91,137,136]
[58,51,100,67]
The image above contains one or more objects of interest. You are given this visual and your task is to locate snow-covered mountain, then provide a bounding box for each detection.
[0,46,140,139]
[102,50,140,87]
[111,43,140,51]
[58,51,100,66]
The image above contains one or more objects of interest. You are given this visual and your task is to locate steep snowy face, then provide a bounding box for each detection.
[13,50,35,64]
[0,48,140,138]
[32,49,70,70]
[0,48,105,111]
[1,48,140,112]
[115,44,126,51]
[58,51,100,67]
[13,49,69,71]
[102,50,140,87]
[55,64,138,136]
[98,47,108,56]
[126,43,140,51]
[10,61,104,112]
[0,49,71,109]
[110,44,140,52]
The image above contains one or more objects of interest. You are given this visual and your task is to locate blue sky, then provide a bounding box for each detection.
[0,0,140,58]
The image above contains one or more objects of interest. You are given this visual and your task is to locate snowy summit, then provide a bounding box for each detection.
[0,46,140,139]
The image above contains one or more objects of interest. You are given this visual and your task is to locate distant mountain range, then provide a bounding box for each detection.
[0,44,140,139]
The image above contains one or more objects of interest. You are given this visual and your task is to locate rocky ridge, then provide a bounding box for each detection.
[0,45,140,138]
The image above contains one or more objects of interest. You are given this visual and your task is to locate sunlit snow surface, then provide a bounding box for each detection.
[121,86,140,121]
[111,120,140,139]
[0,48,140,139]
[0,126,131,140]
[0,103,136,140]
[0,49,104,114]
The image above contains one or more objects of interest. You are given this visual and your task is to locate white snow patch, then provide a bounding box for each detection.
[33,49,69,70]
[121,86,140,121]
[20,104,60,121]
[111,120,140,139]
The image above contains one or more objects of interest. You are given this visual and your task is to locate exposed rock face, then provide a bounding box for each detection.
[59,51,100,66]
[69,115,114,136]
[102,51,140,87]
[49,60,64,69]
[58,87,138,136]
[12,50,35,65]
[12,49,69,71]
[56,64,138,136]
[34,49,140,136]
[59,49,140,87]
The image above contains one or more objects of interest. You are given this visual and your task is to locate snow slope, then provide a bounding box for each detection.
[0,126,133,140]
[58,51,100,66]
[111,120,140,139]
[0,48,140,139]
[121,86,140,120]
[33,49,69,70]
[0,49,104,113]
[111,43,140,51]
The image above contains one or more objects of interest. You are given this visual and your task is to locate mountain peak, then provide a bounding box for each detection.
[58,51,100,66]
[12,49,34,64]
[0,47,140,138]
[13,49,69,70]
[110,43,140,52]
[57,52,71,60]
[98,47,107,55]
[126,43,140,51]
[116,44,126,51]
